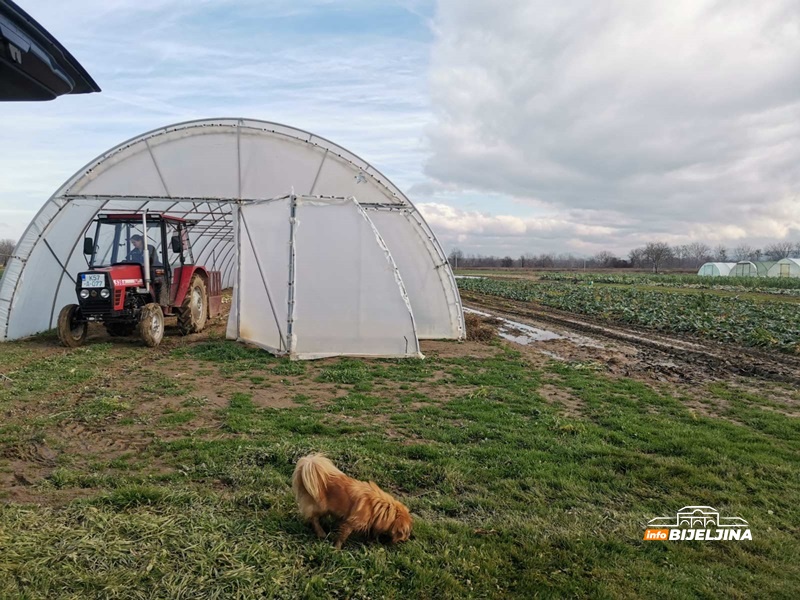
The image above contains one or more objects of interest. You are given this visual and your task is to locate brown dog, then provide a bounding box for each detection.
[292,453,412,549]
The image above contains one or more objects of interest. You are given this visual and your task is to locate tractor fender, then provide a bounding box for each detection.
[171,266,208,307]
[171,267,222,317]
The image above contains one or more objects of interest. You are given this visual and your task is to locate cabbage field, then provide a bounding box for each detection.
[458,277,800,354]
[538,271,800,294]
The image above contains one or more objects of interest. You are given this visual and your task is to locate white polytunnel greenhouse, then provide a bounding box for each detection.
[0,118,464,358]
[697,262,736,277]
[766,258,800,278]
[730,261,775,277]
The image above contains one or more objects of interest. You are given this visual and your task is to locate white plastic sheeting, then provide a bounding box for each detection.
[226,198,292,354]
[365,207,461,338]
[697,262,736,277]
[730,261,775,277]
[227,196,421,359]
[0,118,464,347]
[767,258,800,278]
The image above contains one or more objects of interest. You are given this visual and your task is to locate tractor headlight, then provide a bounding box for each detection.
[80,289,90,299]
[100,289,110,299]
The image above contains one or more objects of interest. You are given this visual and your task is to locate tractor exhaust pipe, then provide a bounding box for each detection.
[142,211,151,294]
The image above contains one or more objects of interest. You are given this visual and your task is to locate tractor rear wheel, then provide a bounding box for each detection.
[178,274,208,335]
[106,322,136,337]
[57,304,88,347]
[139,303,165,347]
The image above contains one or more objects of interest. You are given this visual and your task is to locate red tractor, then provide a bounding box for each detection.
[57,212,222,347]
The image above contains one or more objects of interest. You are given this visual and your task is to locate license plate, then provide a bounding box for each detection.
[82,274,105,288]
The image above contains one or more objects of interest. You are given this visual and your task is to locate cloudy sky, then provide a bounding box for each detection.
[2,0,799,257]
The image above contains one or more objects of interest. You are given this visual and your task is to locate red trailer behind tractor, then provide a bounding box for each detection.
[57,212,222,347]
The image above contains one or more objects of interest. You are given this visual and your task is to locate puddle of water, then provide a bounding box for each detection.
[562,333,605,350]
[498,324,563,344]
[454,275,485,279]
[464,307,605,349]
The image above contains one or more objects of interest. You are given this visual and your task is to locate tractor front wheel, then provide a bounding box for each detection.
[57,304,88,347]
[139,303,165,347]
[178,274,208,335]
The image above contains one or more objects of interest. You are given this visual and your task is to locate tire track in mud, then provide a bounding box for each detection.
[461,291,800,385]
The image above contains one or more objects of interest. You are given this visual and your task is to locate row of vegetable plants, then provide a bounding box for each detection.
[535,272,800,294]
[458,277,800,353]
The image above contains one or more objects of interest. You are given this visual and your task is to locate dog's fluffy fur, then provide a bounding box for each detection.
[292,453,412,548]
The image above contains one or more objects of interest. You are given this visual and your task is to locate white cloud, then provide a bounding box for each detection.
[5,0,800,259]
[417,202,619,255]
[424,0,800,254]
[0,1,435,242]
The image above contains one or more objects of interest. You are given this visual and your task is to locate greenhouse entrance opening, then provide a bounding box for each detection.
[0,118,465,357]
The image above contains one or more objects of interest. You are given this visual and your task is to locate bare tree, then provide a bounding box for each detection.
[713,245,728,262]
[448,247,464,270]
[536,253,555,268]
[643,242,673,273]
[554,253,579,268]
[593,250,616,267]
[0,239,15,267]
[628,247,645,268]
[764,241,794,260]
[794,242,800,258]
[733,245,754,261]
[685,242,711,267]
[501,256,514,268]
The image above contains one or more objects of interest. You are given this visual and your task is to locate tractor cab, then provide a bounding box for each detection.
[84,213,193,306]
[57,212,222,348]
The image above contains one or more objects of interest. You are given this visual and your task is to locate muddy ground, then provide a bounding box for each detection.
[461,290,800,385]
[460,293,800,420]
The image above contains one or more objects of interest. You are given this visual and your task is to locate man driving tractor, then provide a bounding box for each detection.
[129,234,158,266]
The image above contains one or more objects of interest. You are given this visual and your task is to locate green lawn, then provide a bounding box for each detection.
[0,335,798,598]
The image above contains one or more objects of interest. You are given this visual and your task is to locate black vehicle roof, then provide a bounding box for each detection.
[0,0,100,101]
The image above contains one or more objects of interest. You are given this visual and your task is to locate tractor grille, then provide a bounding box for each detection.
[80,293,113,316]
[80,300,113,316]
[114,289,123,306]
[82,307,113,318]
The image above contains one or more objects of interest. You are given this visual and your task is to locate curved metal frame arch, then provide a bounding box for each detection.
[0,118,463,341]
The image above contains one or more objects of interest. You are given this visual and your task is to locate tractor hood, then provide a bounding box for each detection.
[83,265,144,287]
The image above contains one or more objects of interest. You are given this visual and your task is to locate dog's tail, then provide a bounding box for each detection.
[292,453,343,502]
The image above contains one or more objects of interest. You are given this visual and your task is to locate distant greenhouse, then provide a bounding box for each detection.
[730,261,776,277]
[767,258,800,278]
[697,262,736,277]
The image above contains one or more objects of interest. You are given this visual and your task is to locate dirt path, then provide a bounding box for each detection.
[461,291,800,385]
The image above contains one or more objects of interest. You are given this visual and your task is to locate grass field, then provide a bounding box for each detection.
[1,324,798,598]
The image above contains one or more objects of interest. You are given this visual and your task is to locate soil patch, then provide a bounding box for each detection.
[538,383,585,418]
[421,339,502,360]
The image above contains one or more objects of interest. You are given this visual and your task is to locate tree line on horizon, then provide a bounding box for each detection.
[3,237,799,274]
[0,239,16,267]
[448,240,800,273]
